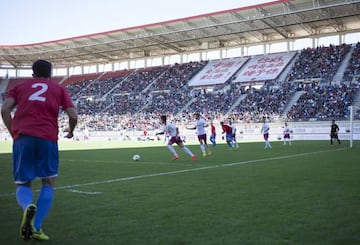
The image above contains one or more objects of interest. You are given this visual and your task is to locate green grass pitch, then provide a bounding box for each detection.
[0,140,359,244]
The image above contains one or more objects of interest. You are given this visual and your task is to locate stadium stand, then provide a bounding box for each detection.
[343,42,360,83]
[56,44,360,132]
[231,82,297,123]
[286,44,352,83]
[286,83,359,121]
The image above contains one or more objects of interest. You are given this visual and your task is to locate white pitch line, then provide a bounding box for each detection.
[68,189,102,195]
[0,148,346,197]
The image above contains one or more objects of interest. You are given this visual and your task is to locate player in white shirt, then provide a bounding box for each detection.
[187,113,211,157]
[229,120,239,148]
[260,118,272,149]
[283,122,292,146]
[156,115,197,161]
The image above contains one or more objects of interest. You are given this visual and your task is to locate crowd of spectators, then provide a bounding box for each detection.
[107,93,150,115]
[142,61,208,115]
[231,82,297,122]
[144,91,192,115]
[286,44,352,82]
[286,82,359,121]
[75,77,121,99]
[109,66,167,94]
[66,79,93,100]
[148,61,208,91]
[44,48,360,131]
[343,42,360,83]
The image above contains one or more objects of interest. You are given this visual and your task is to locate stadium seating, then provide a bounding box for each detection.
[57,44,360,131]
[343,42,360,83]
[286,44,352,82]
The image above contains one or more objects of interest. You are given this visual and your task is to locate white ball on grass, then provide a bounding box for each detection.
[133,154,141,161]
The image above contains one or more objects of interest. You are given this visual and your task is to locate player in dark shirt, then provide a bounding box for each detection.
[330,120,341,145]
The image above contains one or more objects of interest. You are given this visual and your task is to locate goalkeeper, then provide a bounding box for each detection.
[330,119,341,145]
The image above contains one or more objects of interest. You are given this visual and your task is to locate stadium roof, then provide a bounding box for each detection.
[0,0,359,70]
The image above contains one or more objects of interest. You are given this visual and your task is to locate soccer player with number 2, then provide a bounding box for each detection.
[1,59,78,241]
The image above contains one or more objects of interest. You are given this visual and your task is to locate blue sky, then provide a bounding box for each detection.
[0,0,271,45]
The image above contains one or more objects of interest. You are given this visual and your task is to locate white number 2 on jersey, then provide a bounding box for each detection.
[28,83,48,102]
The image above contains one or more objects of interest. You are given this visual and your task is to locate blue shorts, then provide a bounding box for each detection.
[226,133,233,141]
[13,135,59,184]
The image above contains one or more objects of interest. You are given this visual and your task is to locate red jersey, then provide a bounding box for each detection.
[222,124,232,134]
[211,125,216,136]
[7,78,74,141]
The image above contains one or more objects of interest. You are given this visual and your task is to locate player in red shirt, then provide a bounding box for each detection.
[220,121,233,150]
[209,121,216,147]
[1,60,78,241]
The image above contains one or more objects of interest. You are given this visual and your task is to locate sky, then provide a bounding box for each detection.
[0,0,272,45]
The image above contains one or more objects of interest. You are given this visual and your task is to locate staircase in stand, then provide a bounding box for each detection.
[281,90,305,117]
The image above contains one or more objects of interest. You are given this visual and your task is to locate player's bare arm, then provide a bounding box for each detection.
[64,107,78,139]
[1,97,17,137]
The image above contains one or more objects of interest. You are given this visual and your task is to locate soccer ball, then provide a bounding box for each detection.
[133,154,141,161]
